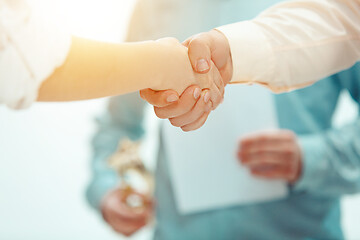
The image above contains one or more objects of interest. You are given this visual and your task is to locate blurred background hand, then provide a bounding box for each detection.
[238,130,302,184]
[101,189,154,237]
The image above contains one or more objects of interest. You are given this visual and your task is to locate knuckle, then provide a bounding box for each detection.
[181,126,192,132]
[182,123,203,132]
[154,108,167,119]
[169,118,183,127]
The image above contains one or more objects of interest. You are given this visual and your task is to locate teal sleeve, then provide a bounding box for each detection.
[85,93,146,210]
[295,120,360,196]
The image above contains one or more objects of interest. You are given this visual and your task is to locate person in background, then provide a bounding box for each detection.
[86,0,360,239]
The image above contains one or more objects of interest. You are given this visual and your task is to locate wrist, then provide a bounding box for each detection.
[216,21,274,87]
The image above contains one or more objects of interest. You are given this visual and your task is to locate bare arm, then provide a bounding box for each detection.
[38,37,210,102]
[1,0,223,108]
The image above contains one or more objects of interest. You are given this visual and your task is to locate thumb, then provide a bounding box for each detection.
[185,34,212,74]
[140,89,179,107]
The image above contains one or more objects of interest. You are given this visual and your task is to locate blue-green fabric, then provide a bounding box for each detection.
[86,1,360,239]
[151,66,360,240]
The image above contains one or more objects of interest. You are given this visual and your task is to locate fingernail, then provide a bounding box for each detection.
[196,59,210,72]
[204,92,211,103]
[221,98,224,104]
[193,88,201,99]
[167,94,179,103]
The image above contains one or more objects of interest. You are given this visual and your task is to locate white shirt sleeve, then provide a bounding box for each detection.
[217,0,360,92]
[0,0,71,109]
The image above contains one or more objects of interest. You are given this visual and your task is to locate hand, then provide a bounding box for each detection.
[183,29,233,84]
[140,30,232,132]
[154,37,224,108]
[140,85,213,131]
[237,130,303,184]
[101,189,153,237]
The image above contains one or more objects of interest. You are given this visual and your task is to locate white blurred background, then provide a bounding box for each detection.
[0,0,359,239]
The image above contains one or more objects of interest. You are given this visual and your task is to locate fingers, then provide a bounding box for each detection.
[241,130,295,144]
[154,85,201,119]
[238,148,295,180]
[140,89,179,107]
[239,151,292,166]
[186,33,212,73]
[169,90,212,127]
[184,30,232,110]
[185,30,233,84]
[240,130,296,153]
[148,85,214,132]
[240,152,297,182]
[181,111,211,132]
[238,130,302,183]
[102,189,154,237]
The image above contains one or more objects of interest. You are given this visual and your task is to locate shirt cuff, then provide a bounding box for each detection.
[216,21,276,90]
[1,2,71,109]
[293,134,327,193]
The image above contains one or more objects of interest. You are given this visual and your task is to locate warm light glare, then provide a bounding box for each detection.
[29,0,135,42]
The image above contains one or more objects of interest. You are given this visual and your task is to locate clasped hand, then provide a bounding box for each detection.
[141,30,233,132]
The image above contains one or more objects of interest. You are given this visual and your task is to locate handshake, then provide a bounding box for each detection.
[140,30,233,132]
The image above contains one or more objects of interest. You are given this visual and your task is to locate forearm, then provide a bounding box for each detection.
[38,37,195,101]
[217,0,360,92]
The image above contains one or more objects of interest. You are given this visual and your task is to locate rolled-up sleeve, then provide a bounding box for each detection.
[217,0,360,93]
[0,0,71,109]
